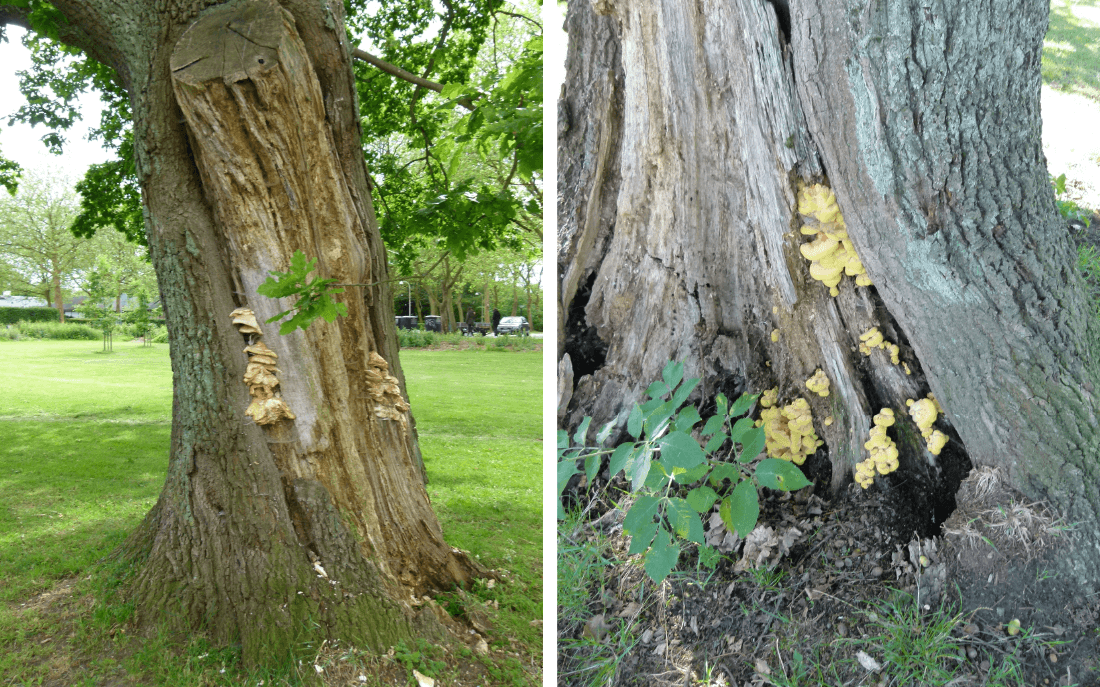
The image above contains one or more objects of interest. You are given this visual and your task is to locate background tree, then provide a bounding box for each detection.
[0,0,525,666]
[558,0,1100,597]
[0,169,92,320]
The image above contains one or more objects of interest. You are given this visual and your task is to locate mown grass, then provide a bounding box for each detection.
[1043,0,1100,101]
[0,339,541,686]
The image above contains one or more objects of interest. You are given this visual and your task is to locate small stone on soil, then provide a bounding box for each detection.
[836,622,848,637]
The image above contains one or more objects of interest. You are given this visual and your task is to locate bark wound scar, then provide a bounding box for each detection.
[230,308,296,425]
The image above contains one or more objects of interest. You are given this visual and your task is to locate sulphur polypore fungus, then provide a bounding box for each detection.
[805,369,830,397]
[906,394,949,455]
[796,183,873,297]
[854,408,899,489]
[230,307,263,335]
[760,397,822,465]
[858,327,901,365]
[365,352,410,427]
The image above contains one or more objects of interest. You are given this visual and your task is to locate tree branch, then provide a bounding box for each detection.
[351,48,474,111]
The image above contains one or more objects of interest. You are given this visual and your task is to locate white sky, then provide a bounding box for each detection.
[0,26,113,179]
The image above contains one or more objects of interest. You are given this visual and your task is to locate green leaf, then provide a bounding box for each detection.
[755,458,813,492]
[704,432,728,455]
[715,393,728,417]
[557,429,569,451]
[627,404,643,439]
[608,443,634,478]
[666,498,705,544]
[644,465,670,491]
[674,406,702,432]
[644,527,680,584]
[643,399,677,438]
[728,417,755,446]
[595,420,618,445]
[647,380,671,399]
[671,376,700,409]
[675,462,710,485]
[701,415,725,437]
[708,463,741,487]
[623,495,660,535]
[627,520,659,555]
[628,446,652,492]
[657,431,705,472]
[661,360,684,391]
[557,459,579,496]
[737,425,767,463]
[585,453,601,484]
[573,416,592,446]
[722,480,760,538]
[686,486,719,513]
[729,392,758,417]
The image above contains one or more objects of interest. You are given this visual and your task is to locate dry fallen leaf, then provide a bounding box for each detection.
[412,669,435,687]
[754,657,771,675]
[856,650,882,672]
[616,601,642,618]
[581,614,613,642]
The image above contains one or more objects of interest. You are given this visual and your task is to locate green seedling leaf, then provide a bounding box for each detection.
[627,404,643,439]
[721,480,760,538]
[737,425,766,463]
[708,462,740,487]
[556,429,569,451]
[662,360,684,391]
[585,453,601,484]
[657,431,705,472]
[729,392,758,418]
[627,520,659,555]
[623,495,660,535]
[674,405,702,432]
[755,458,813,492]
[644,527,680,584]
[686,485,719,513]
[666,498,705,544]
[608,443,634,478]
[647,380,671,399]
[701,414,725,438]
[573,416,592,446]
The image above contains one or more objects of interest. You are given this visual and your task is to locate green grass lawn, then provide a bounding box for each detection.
[1044,0,1100,101]
[0,339,542,686]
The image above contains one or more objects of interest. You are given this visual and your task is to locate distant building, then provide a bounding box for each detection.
[0,292,48,309]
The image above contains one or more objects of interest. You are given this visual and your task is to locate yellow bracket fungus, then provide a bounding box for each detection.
[760,397,822,466]
[760,387,779,408]
[854,408,899,489]
[805,369,830,397]
[795,183,872,296]
[240,340,296,425]
[771,329,780,342]
[366,352,410,428]
[858,327,902,365]
[906,394,949,455]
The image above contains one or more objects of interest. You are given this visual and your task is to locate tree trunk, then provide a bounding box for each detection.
[559,0,1100,592]
[51,265,64,322]
[16,0,484,666]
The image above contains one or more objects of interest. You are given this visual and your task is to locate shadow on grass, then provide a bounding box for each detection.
[1044,0,1100,101]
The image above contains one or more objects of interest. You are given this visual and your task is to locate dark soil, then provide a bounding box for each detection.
[559,466,1100,686]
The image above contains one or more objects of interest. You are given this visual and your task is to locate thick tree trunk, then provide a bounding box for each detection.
[559,0,1100,592]
[15,0,484,666]
[51,266,64,322]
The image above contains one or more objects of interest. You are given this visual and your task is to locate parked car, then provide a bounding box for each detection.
[495,316,530,336]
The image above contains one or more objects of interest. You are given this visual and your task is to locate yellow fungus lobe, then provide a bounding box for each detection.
[927,430,949,455]
[855,408,900,488]
[805,369,831,397]
[760,387,779,408]
[824,416,834,426]
[771,329,780,342]
[760,397,821,466]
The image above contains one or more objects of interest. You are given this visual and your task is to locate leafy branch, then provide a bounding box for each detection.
[558,360,812,584]
[256,250,347,335]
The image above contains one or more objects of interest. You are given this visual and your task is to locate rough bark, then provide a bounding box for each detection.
[559,0,1100,592]
[3,0,484,665]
